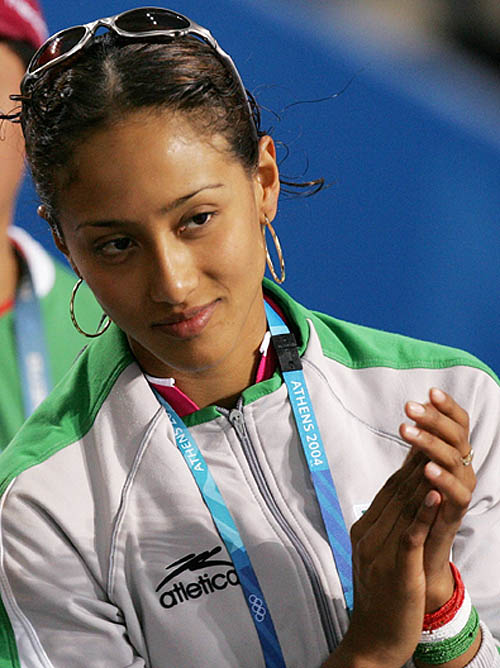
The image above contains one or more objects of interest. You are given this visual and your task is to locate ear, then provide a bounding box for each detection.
[38,205,81,278]
[254,135,280,221]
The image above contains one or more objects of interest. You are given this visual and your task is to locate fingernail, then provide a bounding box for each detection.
[405,425,420,438]
[431,388,446,403]
[408,401,425,416]
[426,462,442,478]
[425,491,440,507]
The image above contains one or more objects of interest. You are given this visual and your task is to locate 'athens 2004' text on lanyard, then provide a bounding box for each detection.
[264,302,353,613]
[154,300,353,667]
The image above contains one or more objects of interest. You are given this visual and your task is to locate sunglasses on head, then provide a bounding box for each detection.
[20,6,251,116]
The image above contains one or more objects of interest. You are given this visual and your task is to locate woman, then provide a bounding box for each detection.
[0,7,498,667]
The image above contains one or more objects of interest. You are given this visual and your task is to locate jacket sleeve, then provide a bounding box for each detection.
[452,367,500,648]
[398,364,500,664]
[0,478,147,668]
[405,365,500,667]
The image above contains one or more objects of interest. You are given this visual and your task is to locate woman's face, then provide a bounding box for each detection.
[55,110,280,377]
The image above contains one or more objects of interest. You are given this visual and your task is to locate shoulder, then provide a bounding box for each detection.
[307,308,500,475]
[310,309,498,382]
[0,325,135,495]
[306,307,500,431]
[267,282,500,451]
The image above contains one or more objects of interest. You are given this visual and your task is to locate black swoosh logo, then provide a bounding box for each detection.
[155,546,233,592]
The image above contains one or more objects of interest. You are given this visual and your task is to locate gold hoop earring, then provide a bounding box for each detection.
[70,278,111,338]
[262,215,286,284]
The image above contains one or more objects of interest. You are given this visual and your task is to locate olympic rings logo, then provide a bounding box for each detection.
[248,594,267,623]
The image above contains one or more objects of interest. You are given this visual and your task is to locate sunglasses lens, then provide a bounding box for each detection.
[32,27,87,70]
[115,8,190,33]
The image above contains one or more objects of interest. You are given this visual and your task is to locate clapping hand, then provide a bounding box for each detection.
[400,388,476,613]
[328,389,476,668]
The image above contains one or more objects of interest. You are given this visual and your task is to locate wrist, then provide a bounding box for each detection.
[423,564,463,626]
[425,563,455,614]
[414,564,481,666]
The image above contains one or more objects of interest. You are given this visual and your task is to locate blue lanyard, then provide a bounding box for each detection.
[13,258,52,418]
[264,302,353,613]
[153,391,287,668]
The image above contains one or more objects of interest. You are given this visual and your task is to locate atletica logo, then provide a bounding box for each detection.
[156,545,240,609]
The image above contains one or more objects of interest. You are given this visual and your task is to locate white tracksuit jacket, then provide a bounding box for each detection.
[0,281,499,667]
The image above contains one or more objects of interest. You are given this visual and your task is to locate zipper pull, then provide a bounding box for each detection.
[228,408,245,438]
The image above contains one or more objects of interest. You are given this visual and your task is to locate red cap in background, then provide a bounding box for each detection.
[0,0,48,50]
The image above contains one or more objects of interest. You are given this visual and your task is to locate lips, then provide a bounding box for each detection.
[152,300,218,339]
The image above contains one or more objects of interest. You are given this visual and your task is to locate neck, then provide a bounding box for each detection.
[0,222,18,306]
[164,344,263,410]
[131,294,268,410]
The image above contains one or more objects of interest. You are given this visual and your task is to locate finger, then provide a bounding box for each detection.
[355,454,426,532]
[412,387,469,435]
[402,443,427,466]
[423,462,473,571]
[360,469,433,558]
[395,490,441,577]
[429,388,470,432]
[404,400,469,455]
[424,461,473,520]
[399,422,475,480]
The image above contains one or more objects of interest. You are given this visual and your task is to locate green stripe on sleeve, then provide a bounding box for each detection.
[0,324,133,497]
[0,594,20,668]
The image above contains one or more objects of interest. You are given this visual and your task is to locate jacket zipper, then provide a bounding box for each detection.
[218,399,338,652]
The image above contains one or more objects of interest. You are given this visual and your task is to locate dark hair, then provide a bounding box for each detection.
[0,38,35,68]
[15,33,323,233]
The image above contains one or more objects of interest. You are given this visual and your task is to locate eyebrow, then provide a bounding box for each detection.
[75,183,225,230]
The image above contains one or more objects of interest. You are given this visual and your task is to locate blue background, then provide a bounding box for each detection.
[15,0,500,374]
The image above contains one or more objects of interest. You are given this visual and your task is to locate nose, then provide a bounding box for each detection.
[148,236,198,305]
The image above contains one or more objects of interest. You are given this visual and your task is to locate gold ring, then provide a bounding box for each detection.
[461,448,474,466]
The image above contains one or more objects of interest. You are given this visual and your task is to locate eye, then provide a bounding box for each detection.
[180,211,214,233]
[96,237,134,257]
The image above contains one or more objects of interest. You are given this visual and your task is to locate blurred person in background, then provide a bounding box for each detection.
[0,0,100,450]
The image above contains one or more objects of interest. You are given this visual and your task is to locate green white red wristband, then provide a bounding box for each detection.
[413,564,480,664]
[409,623,500,668]
[423,563,464,631]
[413,606,479,664]
[419,589,472,644]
